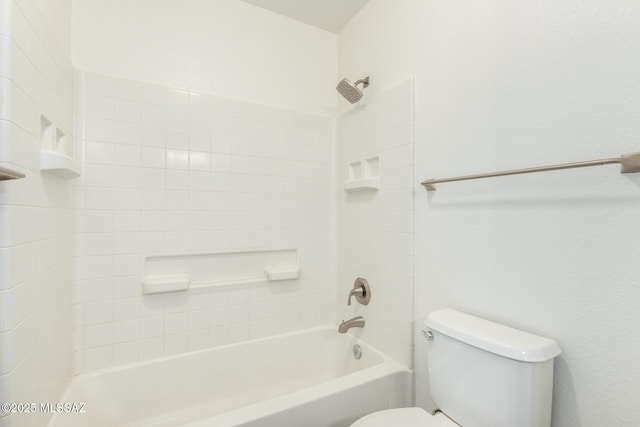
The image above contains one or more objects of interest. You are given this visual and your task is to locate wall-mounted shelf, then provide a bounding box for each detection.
[142,274,190,294]
[39,115,80,180]
[142,249,300,294]
[0,165,25,181]
[344,177,381,192]
[344,157,380,192]
[40,151,81,179]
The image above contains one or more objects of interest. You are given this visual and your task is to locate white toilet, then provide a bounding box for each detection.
[352,309,561,427]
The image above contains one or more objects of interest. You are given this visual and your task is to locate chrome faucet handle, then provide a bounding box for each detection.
[347,277,371,306]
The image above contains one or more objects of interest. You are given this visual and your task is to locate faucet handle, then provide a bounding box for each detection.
[347,287,364,305]
[347,277,371,306]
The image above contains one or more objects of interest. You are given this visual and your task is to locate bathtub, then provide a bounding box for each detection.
[49,328,412,427]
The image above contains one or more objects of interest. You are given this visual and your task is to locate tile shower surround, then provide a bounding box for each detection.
[73,72,336,373]
[0,0,74,425]
[336,80,415,367]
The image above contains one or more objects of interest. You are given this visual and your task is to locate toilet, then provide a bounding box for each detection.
[351,309,561,427]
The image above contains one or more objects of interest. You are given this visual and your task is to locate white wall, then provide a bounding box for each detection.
[336,80,415,367]
[0,0,74,425]
[73,72,335,372]
[71,0,338,116]
[341,0,640,425]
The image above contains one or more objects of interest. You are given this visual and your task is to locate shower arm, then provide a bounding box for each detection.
[354,77,370,89]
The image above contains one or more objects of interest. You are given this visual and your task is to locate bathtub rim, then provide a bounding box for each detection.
[53,326,413,427]
[182,354,412,427]
[70,326,407,381]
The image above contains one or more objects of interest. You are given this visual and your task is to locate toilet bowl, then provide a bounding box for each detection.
[350,309,561,427]
[351,408,458,427]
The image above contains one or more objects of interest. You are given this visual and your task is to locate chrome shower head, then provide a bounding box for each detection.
[336,76,370,104]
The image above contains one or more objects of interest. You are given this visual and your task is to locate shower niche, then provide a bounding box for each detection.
[344,156,380,192]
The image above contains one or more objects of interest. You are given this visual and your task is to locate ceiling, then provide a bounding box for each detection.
[239,0,370,33]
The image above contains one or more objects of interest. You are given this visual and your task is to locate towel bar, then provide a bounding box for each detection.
[0,165,25,181]
[421,153,640,191]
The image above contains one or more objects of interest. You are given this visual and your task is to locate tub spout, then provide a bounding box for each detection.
[338,316,365,334]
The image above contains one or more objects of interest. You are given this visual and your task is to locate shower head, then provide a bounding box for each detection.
[336,76,370,104]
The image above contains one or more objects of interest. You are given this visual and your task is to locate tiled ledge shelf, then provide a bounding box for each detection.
[344,177,380,192]
[0,165,26,181]
[142,249,300,294]
[40,151,81,180]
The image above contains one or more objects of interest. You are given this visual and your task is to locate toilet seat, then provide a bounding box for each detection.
[350,408,459,427]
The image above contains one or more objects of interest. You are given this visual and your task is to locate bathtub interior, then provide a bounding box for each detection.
[49,328,410,427]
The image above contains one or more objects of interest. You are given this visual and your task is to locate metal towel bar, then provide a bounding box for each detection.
[421,153,640,191]
[0,165,25,181]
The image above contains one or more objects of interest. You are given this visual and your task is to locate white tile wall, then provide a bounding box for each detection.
[73,72,336,373]
[336,80,415,367]
[0,0,74,426]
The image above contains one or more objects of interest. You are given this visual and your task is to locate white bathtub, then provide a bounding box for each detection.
[49,328,412,427]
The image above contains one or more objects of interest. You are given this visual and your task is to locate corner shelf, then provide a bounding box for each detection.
[344,156,380,192]
[39,115,81,180]
[40,151,81,180]
[344,177,380,192]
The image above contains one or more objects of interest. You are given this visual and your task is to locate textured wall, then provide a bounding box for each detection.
[342,0,640,425]
[73,72,335,372]
[0,0,74,425]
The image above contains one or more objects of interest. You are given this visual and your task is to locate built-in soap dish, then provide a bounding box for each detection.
[39,116,81,180]
[40,151,81,179]
[344,157,380,192]
[142,274,190,294]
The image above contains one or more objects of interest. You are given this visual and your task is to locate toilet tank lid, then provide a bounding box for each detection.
[426,309,561,362]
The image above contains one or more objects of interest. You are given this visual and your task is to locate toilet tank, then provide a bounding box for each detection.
[425,309,561,427]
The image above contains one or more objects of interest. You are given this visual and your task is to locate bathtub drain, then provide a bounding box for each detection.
[352,344,362,360]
